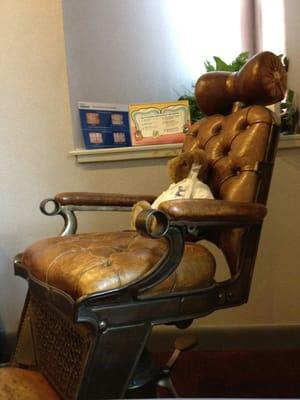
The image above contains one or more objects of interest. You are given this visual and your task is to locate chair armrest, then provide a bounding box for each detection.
[55,192,157,207]
[40,192,157,237]
[158,199,267,226]
[131,200,266,293]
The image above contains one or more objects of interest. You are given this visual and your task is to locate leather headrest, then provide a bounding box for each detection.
[195,51,287,115]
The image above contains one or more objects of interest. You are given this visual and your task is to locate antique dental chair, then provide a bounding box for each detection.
[0,51,286,399]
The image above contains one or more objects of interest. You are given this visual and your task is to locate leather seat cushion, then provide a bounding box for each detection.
[0,368,60,400]
[21,231,216,300]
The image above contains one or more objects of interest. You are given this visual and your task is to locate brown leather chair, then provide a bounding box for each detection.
[0,51,287,399]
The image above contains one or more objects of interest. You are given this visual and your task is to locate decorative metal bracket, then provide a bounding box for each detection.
[132,209,185,294]
[39,198,131,236]
[40,198,78,236]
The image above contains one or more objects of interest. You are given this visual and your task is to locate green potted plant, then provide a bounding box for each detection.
[203,51,249,72]
[280,89,299,134]
[278,56,298,134]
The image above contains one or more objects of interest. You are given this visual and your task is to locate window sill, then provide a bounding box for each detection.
[69,134,300,163]
[277,133,300,149]
[69,143,182,163]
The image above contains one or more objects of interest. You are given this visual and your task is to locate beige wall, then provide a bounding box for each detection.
[0,0,299,337]
[196,148,300,327]
[285,0,300,111]
[0,0,169,333]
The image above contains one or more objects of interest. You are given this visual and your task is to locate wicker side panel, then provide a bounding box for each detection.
[30,295,94,400]
[11,292,37,367]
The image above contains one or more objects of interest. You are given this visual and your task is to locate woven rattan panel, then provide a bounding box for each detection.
[30,295,93,400]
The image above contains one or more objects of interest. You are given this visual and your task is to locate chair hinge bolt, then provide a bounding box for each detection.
[99,320,108,332]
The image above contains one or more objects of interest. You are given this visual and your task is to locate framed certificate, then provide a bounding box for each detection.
[129,100,190,146]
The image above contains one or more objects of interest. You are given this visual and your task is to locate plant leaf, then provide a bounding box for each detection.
[204,60,215,72]
[213,56,229,71]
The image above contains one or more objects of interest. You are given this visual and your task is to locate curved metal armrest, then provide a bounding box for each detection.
[129,209,185,294]
[123,200,266,297]
[158,199,267,227]
[40,192,157,236]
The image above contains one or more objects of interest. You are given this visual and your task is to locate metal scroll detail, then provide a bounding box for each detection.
[129,209,185,294]
[40,198,78,236]
[39,198,132,237]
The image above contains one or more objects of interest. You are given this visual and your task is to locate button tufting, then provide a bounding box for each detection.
[240,123,249,131]
[105,259,112,267]
[213,125,222,135]
[222,145,231,156]
[21,231,216,299]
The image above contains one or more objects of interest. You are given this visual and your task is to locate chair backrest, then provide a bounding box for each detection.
[183,105,275,203]
[182,51,286,275]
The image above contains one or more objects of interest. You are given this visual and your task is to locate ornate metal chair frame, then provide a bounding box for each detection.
[11,121,277,399]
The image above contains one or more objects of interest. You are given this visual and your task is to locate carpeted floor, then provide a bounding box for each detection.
[152,350,300,398]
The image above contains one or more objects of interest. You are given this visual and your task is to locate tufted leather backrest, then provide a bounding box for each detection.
[183,105,274,203]
[181,51,286,275]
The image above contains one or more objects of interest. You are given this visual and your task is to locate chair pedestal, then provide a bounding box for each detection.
[80,323,152,399]
[126,349,158,398]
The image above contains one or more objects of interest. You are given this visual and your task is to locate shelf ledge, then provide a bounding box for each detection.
[277,133,300,149]
[69,143,182,163]
[69,134,300,163]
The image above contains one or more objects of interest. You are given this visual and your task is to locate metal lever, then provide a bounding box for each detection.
[157,334,198,397]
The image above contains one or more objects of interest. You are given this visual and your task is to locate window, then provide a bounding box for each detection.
[164,0,285,82]
[164,0,247,81]
[255,0,285,55]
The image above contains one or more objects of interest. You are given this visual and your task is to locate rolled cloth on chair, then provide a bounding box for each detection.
[195,51,287,115]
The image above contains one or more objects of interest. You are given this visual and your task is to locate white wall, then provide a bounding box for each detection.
[62,0,246,147]
[0,0,299,339]
[62,0,193,147]
[199,149,300,327]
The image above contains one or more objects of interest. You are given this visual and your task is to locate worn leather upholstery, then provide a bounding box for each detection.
[55,192,157,207]
[184,105,273,201]
[158,199,267,222]
[18,52,283,296]
[21,105,273,295]
[21,232,216,299]
[0,368,60,400]
[174,104,274,275]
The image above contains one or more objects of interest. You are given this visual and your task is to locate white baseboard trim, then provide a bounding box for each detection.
[2,324,300,359]
[148,324,300,351]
